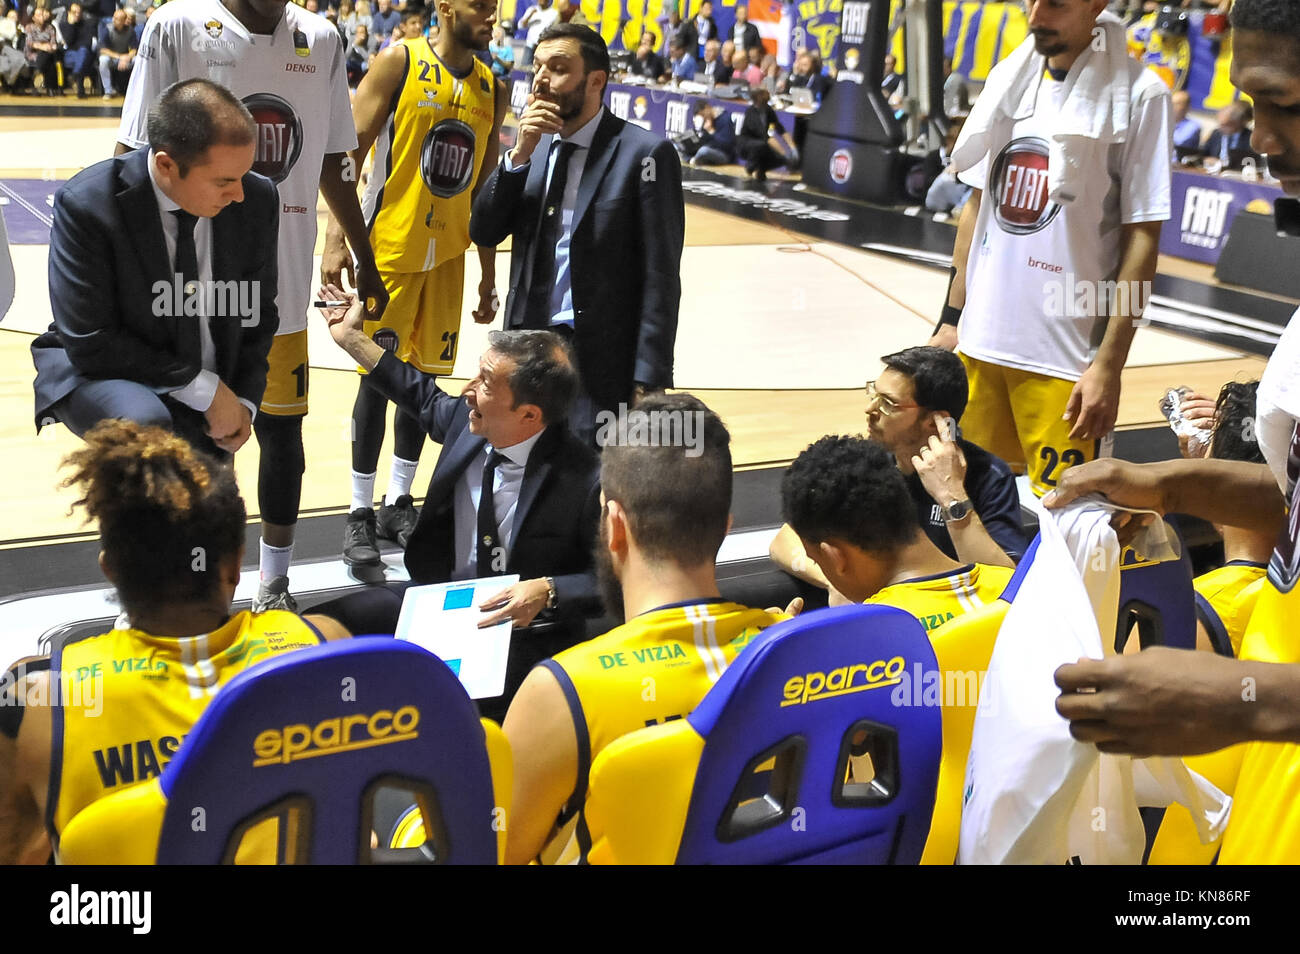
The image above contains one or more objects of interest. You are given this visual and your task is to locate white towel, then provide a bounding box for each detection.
[950,10,1133,206]
[958,498,1231,864]
[1257,306,1300,492]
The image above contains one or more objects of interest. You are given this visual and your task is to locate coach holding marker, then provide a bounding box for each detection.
[32,79,279,458]
[470,23,684,446]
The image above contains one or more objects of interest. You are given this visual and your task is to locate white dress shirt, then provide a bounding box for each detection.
[146,151,257,421]
[505,107,605,329]
[451,427,546,581]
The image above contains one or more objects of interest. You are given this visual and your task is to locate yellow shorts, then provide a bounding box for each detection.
[958,354,1100,497]
[260,329,309,416]
[360,257,466,376]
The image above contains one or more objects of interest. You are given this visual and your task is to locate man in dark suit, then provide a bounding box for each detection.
[1201,101,1262,171]
[32,79,279,457]
[314,295,602,720]
[470,23,684,445]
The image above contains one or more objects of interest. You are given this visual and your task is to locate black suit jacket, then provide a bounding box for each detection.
[470,110,684,411]
[1201,129,1261,170]
[733,21,760,52]
[32,147,280,426]
[364,351,602,629]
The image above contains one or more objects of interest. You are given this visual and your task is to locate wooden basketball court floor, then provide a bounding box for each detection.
[0,111,1272,557]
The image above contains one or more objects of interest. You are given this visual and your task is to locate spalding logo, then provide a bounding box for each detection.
[990,137,1061,235]
[242,92,304,184]
[420,119,477,199]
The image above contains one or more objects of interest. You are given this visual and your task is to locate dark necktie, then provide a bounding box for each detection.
[476,450,506,576]
[172,209,202,365]
[523,139,578,328]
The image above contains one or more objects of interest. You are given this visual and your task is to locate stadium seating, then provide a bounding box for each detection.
[58,638,511,864]
[585,603,943,864]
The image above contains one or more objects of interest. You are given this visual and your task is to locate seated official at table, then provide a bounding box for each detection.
[666,36,696,83]
[311,289,602,723]
[626,31,663,81]
[1172,90,1203,155]
[1200,101,1262,170]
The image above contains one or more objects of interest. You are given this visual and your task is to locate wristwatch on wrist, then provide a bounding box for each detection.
[544,577,558,610]
[941,498,973,524]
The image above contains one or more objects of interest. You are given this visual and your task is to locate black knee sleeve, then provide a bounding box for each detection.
[254,413,305,526]
[351,382,390,473]
[393,405,426,463]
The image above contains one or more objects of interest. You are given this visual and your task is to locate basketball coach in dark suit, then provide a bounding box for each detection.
[314,295,602,720]
[32,78,279,457]
[470,23,684,445]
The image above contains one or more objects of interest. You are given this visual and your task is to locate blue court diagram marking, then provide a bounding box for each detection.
[443,658,462,676]
[0,179,65,244]
[442,586,475,611]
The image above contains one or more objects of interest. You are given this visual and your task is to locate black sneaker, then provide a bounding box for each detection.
[343,507,382,566]
[376,494,418,549]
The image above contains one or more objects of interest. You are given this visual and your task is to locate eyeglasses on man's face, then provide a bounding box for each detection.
[864,380,920,417]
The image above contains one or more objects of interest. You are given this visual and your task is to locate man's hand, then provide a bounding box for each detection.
[928,322,958,351]
[1042,457,1161,545]
[206,380,252,453]
[353,258,389,323]
[1064,361,1121,441]
[320,222,353,290]
[913,413,967,505]
[477,578,551,629]
[1055,647,1257,757]
[1177,390,1216,459]
[472,277,498,325]
[512,94,564,165]
[764,596,805,617]
[317,282,385,371]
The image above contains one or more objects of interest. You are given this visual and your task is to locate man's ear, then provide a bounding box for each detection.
[97,550,116,586]
[220,544,244,592]
[816,539,850,578]
[605,499,629,555]
[518,401,544,428]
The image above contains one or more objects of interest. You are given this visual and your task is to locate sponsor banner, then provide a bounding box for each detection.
[1160,168,1283,265]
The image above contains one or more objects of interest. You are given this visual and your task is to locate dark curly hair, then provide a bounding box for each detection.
[1232,0,1300,37]
[781,435,919,551]
[61,420,246,612]
[1210,380,1265,465]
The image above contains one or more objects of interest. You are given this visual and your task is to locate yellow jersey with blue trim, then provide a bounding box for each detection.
[1217,423,1300,863]
[539,599,781,864]
[1193,561,1267,657]
[867,563,1013,635]
[47,610,322,842]
[361,39,497,273]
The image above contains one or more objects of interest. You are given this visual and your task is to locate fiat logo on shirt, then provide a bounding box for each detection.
[990,137,1061,235]
[242,93,304,184]
[420,119,477,198]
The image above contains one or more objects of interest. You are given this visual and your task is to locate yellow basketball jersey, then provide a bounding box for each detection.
[867,563,1014,635]
[362,39,497,273]
[49,610,322,841]
[1193,561,1267,657]
[1216,580,1300,863]
[541,600,781,864]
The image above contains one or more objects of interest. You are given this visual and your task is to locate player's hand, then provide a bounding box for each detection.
[1055,647,1256,757]
[1064,362,1121,441]
[472,278,499,325]
[512,93,564,164]
[477,578,551,629]
[912,412,967,506]
[1177,390,1216,459]
[928,322,958,351]
[1041,457,1162,546]
[353,259,389,323]
[206,380,252,453]
[320,225,353,290]
[764,596,805,617]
